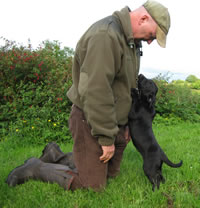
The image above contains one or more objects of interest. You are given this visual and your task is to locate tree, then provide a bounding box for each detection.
[185,75,199,83]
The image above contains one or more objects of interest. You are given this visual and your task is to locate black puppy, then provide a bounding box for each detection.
[128,74,182,191]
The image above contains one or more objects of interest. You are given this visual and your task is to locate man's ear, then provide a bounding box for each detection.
[139,15,149,25]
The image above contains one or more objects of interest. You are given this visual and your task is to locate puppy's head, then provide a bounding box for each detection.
[138,74,158,108]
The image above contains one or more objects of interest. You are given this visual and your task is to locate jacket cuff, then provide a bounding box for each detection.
[98,137,115,146]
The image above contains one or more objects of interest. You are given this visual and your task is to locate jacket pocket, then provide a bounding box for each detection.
[78,71,88,97]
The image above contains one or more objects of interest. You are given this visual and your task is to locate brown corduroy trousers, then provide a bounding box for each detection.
[68,105,127,191]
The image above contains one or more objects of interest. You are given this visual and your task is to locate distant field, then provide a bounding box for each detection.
[192,89,200,94]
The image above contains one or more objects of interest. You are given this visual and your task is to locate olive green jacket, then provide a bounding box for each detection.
[67,7,142,146]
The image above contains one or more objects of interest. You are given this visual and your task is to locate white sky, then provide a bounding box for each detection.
[1,0,200,80]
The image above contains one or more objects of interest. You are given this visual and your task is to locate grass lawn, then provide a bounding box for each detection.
[0,123,200,208]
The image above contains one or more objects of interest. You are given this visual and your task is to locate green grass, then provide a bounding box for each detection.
[0,123,200,208]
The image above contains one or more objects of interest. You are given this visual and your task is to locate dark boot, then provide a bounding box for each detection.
[39,142,76,170]
[57,152,76,170]
[6,158,74,190]
[39,142,65,163]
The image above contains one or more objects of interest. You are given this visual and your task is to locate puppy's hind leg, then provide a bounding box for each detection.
[158,162,165,184]
[160,174,165,184]
[146,174,156,191]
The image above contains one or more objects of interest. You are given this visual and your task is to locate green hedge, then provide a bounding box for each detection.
[153,74,200,124]
[0,38,200,145]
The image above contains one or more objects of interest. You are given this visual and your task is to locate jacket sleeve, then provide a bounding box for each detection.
[78,31,122,146]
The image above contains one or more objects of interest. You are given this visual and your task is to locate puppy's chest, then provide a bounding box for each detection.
[132,105,152,123]
[134,103,148,116]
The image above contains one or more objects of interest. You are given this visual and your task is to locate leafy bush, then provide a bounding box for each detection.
[153,73,200,123]
[185,75,200,90]
[185,75,199,83]
[0,38,74,144]
[191,80,200,90]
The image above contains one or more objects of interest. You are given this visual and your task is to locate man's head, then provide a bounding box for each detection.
[130,0,170,48]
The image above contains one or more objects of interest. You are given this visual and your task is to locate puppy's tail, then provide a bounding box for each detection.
[162,152,183,168]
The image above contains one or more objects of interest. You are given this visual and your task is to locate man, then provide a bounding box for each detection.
[6,0,170,191]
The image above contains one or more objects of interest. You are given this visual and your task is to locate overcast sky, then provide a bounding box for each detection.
[1,0,200,80]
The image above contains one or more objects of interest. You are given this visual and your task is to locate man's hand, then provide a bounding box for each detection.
[125,126,131,144]
[99,144,115,163]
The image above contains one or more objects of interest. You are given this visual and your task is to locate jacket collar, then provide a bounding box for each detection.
[113,6,135,47]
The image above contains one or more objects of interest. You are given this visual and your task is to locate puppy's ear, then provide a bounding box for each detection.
[148,97,152,105]
[148,81,158,107]
[148,95,156,108]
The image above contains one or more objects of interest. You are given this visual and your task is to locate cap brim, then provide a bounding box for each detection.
[156,26,166,48]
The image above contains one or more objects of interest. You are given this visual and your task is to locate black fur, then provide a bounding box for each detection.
[128,74,182,191]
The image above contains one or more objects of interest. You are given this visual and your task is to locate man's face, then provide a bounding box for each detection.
[142,19,157,44]
[135,16,157,45]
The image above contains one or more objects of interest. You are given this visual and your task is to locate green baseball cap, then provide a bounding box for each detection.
[143,0,170,48]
